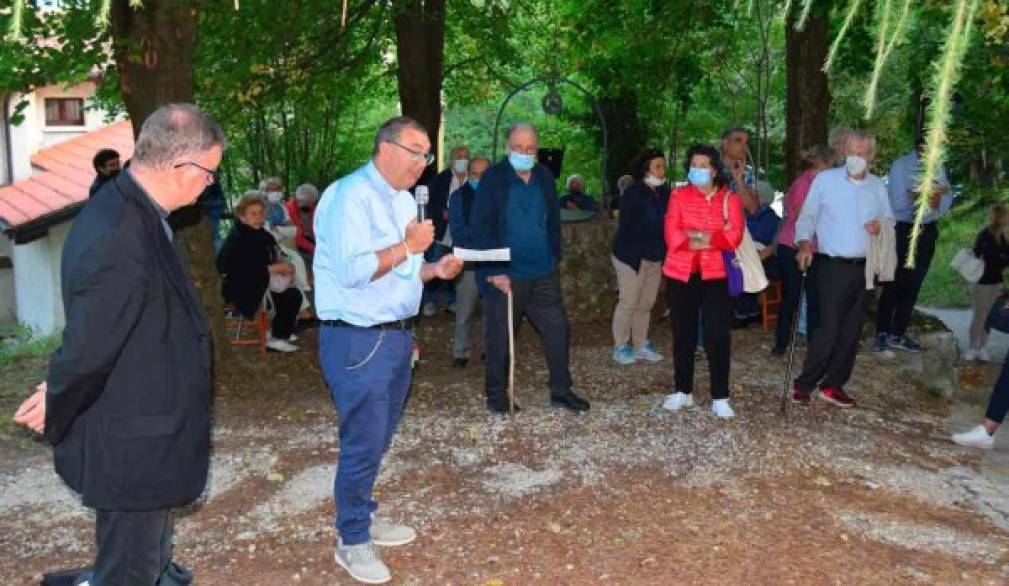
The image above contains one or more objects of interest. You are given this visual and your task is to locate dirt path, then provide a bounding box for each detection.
[2,316,1009,585]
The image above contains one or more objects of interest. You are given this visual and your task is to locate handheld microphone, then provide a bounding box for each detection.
[415,186,429,222]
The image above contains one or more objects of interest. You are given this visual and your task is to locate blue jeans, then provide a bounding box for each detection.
[320,325,413,545]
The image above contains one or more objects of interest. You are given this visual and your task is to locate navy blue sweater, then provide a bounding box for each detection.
[612,181,670,271]
[469,159,562,293]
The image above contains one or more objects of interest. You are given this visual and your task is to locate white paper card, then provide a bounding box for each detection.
[452,247,511,262]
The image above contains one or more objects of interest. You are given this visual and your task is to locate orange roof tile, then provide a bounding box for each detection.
[0,119,134,233]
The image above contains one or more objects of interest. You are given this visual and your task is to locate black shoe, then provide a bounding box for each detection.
[771,344,787,357]
[550,392,590,412]
[487,400,521,414]
[731,317,750,330]
[452,358,468,368]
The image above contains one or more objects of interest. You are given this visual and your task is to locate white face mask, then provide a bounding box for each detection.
[266,191,283,204]
[644,174,665,187]
[452,159,469,174]
[845,155,867,177]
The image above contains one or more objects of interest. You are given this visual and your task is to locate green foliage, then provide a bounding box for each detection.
[0,326,60,367]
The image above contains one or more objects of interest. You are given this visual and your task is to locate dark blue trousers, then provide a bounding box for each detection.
[320,325,413,545]
[987,353,1009,424]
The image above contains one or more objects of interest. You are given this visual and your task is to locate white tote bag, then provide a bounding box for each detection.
[723,195,769,293]
[951,247,984,283]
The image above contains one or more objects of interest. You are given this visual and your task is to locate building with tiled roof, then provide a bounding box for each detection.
[0,83,130,334]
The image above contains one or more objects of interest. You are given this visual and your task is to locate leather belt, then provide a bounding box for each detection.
[320,318,415,331]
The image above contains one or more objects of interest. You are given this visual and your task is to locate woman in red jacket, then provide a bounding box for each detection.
[662,144,745,418]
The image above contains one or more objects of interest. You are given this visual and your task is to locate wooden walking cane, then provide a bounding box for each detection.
[507,288,516,419]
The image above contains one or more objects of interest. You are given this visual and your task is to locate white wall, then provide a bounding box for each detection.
[0,235,14,326]
[0,94,9,186]
[9,82,110,181]
[12,221,70,335]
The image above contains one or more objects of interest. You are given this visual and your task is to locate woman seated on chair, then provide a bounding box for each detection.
[217,193,303,353]
[732,182,780,328]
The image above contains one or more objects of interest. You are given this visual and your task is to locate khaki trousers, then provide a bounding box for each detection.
[611,256,662,349]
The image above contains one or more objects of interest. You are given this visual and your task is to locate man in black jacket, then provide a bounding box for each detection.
[421,144,470,316]
[469,123,589,414]
[88,148,121,198]
[13,103,225,585]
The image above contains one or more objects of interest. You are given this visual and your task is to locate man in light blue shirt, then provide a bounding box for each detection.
[792,130,894,409]
[313,116,462,585]
[874,135,953,354]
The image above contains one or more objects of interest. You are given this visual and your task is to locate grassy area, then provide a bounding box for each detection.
[918,187,1008,308]
[0,329,56,448]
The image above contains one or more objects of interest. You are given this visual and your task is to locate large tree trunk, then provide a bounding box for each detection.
[394,0,445,167]
[600,92,647,203]
[110,0,228,366]
[784,8,831,185]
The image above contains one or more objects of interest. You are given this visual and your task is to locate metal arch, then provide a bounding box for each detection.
[492,76,611,210]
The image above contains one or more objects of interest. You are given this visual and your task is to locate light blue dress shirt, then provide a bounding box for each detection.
[887,150,952,224]
[795,167,894,259]
[313,161,423,326]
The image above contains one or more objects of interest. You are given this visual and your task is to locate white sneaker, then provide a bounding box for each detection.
[951,424,995,450]
[266,337,298,353]
[635,342,664,363]
[335,540,391,584]
[288,334,299,343]
[711,398,735,419]
[963,348,979,362]
[370,514,416,547]
[978,348,992,362]
[662,392,694,411]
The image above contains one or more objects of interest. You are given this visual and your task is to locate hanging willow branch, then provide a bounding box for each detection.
[793,0,814,31]
[5,0,25,42]
[823,0,863,73]
[906,0,981,269]
[864,0,912,118]
[863,0,893,118]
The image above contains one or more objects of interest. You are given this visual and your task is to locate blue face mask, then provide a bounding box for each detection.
[509,151,536,172]
[687,167,712,188]
[468,178,480,190]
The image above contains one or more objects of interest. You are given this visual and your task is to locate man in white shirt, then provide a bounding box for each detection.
[792,130,894,408]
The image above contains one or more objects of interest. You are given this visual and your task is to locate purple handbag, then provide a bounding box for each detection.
[723,250,744,297]
[720,194,743,297]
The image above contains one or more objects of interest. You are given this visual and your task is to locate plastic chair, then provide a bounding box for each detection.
[759,280,783,332]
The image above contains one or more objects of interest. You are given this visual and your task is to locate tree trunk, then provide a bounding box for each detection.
[110,0,228,367]
[784,8,831,185]
[600,92,647,203]
[394,0,445,167]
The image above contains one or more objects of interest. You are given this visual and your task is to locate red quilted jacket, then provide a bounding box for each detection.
[663,184,745,282]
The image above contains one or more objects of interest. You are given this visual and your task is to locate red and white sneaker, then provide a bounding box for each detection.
[791,387,812,405]
[818,386,856,408]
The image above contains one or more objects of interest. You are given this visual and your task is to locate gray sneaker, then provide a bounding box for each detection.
[370,514,417,546]
[335,540,391,584]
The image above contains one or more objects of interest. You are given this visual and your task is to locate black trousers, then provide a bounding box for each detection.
[483,271,573,407]
[987,351,1009,423]
[668,275,733,399]
[269,288,303,339]
[876,222,939,338]
[795,257,867,392]
[91,508,173,586]
[775,244,821,348]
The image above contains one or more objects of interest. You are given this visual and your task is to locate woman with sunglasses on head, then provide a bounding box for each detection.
[611,148,671,365]
[661,145,744,419]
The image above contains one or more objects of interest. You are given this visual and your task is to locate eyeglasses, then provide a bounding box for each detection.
[388,141,435,166]
[173,161,217,184]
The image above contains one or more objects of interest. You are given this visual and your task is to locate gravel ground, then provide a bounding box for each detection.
[2,315,1009,584]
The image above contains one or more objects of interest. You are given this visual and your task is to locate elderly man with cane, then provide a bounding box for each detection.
[12,103,224,585]
[313,116,462,584]
[790,129,894,408]
[468,123,590,415]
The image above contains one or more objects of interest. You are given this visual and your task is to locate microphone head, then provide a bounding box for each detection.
[415,185,429,205]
